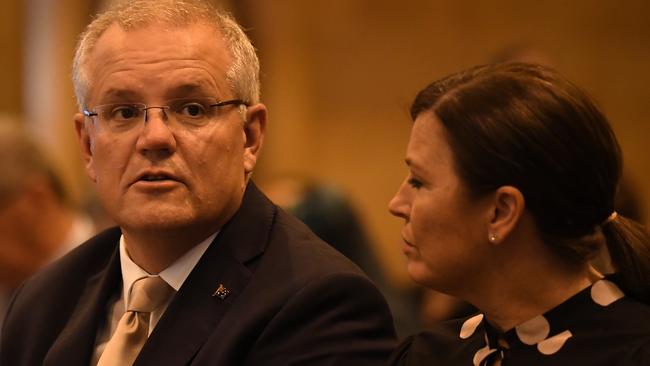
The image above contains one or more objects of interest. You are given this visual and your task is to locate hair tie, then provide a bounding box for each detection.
[602,211,618,226]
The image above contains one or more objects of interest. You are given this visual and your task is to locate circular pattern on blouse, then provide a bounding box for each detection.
[591,279,624,307]
[460,314,484,339]
[473,344,497,366]
[459,278,626,361]
[537,330,573,355]
[515,315,550,345]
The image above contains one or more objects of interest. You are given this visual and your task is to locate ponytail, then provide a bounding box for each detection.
[602,214,650,303]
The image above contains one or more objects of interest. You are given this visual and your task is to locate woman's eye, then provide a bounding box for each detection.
[408,178,423,189]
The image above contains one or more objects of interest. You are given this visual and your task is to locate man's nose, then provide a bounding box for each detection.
[135,107,177,157]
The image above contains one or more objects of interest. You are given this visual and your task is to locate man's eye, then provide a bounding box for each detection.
[180,103,207,117]
[408,178,423,189]
[111,106,140,120]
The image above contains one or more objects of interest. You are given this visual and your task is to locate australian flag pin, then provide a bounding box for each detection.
[212,283,230,300]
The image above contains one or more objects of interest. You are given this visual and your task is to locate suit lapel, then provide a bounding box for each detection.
[135,182,276,365]
[43,239,122,366]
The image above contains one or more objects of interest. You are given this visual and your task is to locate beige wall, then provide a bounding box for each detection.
[0,1,23,115]
[21,0,96,206]
[3,0,649,287]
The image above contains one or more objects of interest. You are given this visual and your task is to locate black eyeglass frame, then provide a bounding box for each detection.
[82,99,250,118]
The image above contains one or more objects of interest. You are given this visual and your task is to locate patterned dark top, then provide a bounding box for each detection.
[390,277,650,365]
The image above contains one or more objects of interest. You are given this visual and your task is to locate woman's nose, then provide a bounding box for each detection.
[388,181,410,220]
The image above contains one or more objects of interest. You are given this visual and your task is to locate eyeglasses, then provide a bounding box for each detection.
[83,97,249,133]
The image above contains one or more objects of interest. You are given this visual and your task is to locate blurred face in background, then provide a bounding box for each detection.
[389,112,491,295]
[0,191,37,288]
[0,177,60,288]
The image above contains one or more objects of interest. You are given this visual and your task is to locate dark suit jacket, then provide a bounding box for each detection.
[1,183,396,365]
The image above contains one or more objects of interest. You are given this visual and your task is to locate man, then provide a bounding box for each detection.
[0,1,396,365]
[0,119,95,327]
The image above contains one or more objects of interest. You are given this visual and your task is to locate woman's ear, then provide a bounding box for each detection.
[486,186,525,245]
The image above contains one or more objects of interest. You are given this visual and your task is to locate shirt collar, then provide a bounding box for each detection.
[119,232,217,310]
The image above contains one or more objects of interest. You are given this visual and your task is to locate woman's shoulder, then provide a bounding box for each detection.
[387,293,650,366]
[586,294,650,364]
[583,283,650,338]
[616,339,650,366]
[388,315,483,366]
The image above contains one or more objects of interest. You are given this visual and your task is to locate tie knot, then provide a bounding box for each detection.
[128,276,174,313]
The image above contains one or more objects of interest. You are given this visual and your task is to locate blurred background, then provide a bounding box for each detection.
[1,0,648,334]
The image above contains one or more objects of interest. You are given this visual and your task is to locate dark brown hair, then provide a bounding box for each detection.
[411,63,650,302]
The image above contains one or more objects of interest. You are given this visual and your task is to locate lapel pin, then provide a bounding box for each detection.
[212,283,230,300]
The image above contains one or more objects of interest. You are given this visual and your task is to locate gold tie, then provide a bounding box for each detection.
[97,276,174,366]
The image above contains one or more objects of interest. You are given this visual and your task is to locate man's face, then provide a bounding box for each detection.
[74,23,265,241]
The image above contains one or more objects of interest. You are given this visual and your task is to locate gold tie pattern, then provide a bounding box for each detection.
[97,276,174,366]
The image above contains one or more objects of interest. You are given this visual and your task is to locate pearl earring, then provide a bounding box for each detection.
[489,233,497,242]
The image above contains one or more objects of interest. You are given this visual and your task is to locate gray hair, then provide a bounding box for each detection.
[72,0,260,110]
[0,116,66,204]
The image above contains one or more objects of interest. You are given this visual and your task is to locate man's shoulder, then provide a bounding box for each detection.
[239,206,383,312]
[209,208,397,365]
[268,208,366,279]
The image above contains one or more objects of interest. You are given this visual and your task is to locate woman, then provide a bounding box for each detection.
[388,63,650,365]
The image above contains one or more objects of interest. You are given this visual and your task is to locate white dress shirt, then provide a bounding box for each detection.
[91,232,217,365]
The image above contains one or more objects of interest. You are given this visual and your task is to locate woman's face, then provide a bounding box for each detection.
[389,112,491,295]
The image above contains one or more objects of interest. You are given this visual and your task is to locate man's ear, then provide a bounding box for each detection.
[242,103,267,175]
[487,186,525,245]
[74,113,97,182]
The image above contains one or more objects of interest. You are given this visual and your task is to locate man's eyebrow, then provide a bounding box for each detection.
[97,83,214,103]
[167,83,213,97]
[172,84,202,93]
[99,88,140,101]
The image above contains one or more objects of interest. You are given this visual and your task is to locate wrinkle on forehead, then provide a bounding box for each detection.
[86,23,233,104]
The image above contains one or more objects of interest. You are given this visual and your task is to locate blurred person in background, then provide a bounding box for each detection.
[388,63,650,365]
[0,1,396,365]
[0,117,95,327]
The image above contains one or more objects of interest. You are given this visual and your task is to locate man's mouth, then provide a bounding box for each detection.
[140,174,174,182]
[133,171,182,186]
